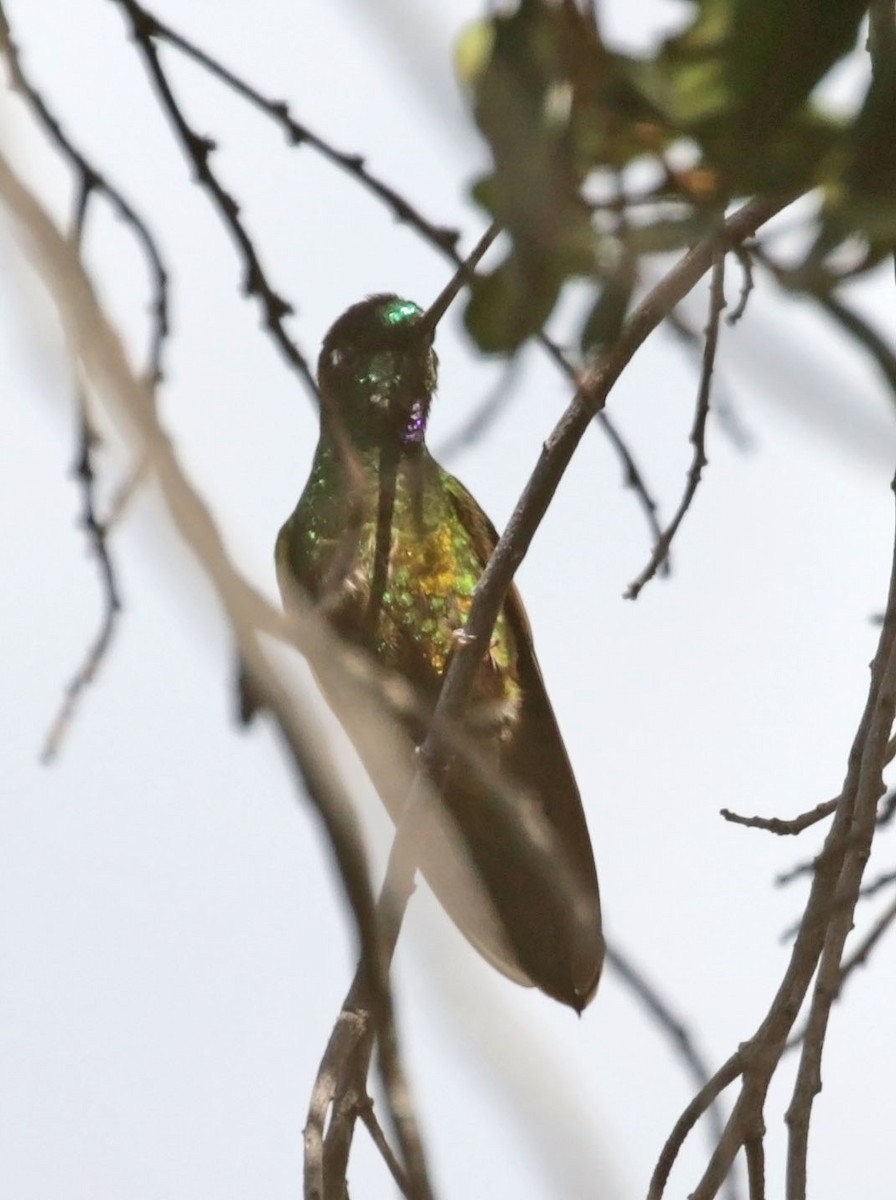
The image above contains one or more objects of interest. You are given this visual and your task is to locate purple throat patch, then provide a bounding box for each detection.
[402,400,428,444]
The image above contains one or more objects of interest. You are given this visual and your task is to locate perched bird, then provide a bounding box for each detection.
[276,293,603,1010]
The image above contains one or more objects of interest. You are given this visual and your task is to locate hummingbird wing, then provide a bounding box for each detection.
[275,468,603,1009]
[439,471,604,1010]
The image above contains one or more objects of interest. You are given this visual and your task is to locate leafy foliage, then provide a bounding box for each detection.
[460,0,891,352]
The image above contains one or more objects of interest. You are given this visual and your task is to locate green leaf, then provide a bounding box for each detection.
[654,0,866,192]
[464,253,563,354]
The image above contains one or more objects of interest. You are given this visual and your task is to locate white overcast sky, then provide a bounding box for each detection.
[3,2,896,1198]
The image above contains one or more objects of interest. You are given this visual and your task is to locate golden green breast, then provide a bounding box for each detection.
[278,447,521,721]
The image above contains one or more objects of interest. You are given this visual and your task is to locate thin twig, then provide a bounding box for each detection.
[786,890,896,1054]
[0,3,168,384]
[359,1100,413,1198]
[721,799,838,836]
[784,628,896,1197]
[110,0,318,400]
[754,242,896,411]
[838,892,896,982]
[39,173,126,763]
[728,244,756,325]
[626,247,727,599]
[775,786,896,885]
[815,291,896,407]
[40,390,123,762]
[139,3,460,255]
[648,1051,745,1200]
[858,867,896,898]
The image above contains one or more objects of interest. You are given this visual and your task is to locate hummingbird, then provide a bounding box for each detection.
[275,291,603,1010]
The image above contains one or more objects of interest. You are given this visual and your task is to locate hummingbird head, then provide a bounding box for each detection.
[318,294,438,449]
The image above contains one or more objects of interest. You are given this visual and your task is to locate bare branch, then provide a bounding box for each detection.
[0,2,168,384]
[648,1051,744,1200]
[40,392,123,762]
[859,867,896,898]
[728,244,756,326]
[109,0,318,399]
[359,1099,413,1198]
[744,1130,766,1200]
[134,3,460,256]
[536,331,667,564]
[626,247,726,600]
[721,799,838,836]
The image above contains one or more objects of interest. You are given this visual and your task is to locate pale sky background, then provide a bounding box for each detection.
[2,2,896,1198]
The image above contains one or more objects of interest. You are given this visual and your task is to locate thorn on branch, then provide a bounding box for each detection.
[188,132,216,166]
[727,244,755,325]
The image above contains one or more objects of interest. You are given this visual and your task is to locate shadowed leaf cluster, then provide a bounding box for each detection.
[461,0,892,352]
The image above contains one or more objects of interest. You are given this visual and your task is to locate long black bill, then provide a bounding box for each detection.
[416,221,500,342]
